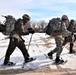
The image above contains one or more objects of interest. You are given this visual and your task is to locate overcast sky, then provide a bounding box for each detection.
[0,0,76,22]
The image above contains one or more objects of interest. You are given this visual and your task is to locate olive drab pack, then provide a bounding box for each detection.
[45,17,62,36]
[2,15,16,35]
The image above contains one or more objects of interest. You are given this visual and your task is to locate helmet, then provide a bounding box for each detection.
[61,15,68,20]
[22,14,30,20]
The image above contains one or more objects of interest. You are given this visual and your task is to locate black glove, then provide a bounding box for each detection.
[27,28,35,34]
[22,39,25,42]
[71,32,73,35]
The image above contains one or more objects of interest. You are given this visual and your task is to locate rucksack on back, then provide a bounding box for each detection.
[45,18,62,36]
[2,15,16,35]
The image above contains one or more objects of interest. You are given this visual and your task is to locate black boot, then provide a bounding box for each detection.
[70,50,75,54]
[3,61,15,66]
[25,57,35,63]
[48,52,53,59]
[55,57,64,64]
[69,43,75,54]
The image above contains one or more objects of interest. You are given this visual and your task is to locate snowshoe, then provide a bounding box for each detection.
[54,58,67,65]
[25,57,36,63]
[3,62,16,66]
[22,57,36,68]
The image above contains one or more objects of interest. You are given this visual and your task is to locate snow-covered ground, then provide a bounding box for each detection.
[0,33,76,70]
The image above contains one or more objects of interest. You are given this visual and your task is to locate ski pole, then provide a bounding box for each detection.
[22,34,33,68]
[27,34,33,50]
[0,55,5,61]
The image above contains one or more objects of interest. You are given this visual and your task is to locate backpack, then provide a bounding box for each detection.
[2,15,16,35]
[45,17,62,36]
